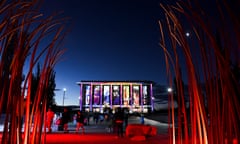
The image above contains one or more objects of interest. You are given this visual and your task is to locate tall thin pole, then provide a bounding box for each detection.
[63,88,66,106]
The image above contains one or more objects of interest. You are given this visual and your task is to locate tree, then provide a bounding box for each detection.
[0,1,68,143]
[46,69,57,107]
[31,63,56,110]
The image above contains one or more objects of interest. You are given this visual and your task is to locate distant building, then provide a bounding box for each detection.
[76,80,154,113]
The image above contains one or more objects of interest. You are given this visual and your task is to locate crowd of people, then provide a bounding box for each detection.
[45,107,129,137]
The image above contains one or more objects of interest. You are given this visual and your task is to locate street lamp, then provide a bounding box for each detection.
[167,87,172,93]
[62,88,67,106]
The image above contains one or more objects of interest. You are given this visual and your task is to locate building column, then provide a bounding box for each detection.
[130,84,133,113]
[90,83,93,111]
[110,84,112,109]
[140,84,143,112]
[150,83,153,112]
[100,84,103,112]
[120,84,123,108]
[79,83,83,111]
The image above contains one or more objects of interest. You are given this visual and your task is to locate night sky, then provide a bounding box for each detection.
[41,0,168,106]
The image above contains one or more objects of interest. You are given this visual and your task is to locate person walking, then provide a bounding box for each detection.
[114,108,124,138]
[93,112,99,125]
[124,111,129,129]
[106,111,114,133]
[140,113,145,124]
[46,107,54,133]
[62,108,70,133]
[75,111,85,134]
[87,112,90,125]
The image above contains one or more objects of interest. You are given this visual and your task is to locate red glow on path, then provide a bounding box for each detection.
[45,133,167,144]
[1,133,168,144]
[0,133,238,144]
[46,133,119,143]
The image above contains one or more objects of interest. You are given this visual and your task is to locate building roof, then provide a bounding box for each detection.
[76,80,154,85]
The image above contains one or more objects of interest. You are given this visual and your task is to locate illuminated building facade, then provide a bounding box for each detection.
[77,81,154,113]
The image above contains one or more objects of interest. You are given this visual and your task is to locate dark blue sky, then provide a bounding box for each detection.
[42,0,169,105]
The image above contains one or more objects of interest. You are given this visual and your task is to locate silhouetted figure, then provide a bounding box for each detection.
[114,108,124,137]
[93,112,99,124]
[124,111,129,128]
[85,112,90,125]
[76,111,85,134]
[62,108,70,133]
[107,111,114,133]
[46,108,54,133]
[140,113,144,124]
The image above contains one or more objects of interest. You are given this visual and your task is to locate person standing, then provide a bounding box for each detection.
[85,112,90,125]
[140,113,145,124]
[124,111,129,129]
[46,107,54,133]
[93,112,99,125]
[114,108,124,138]
[75,111,85,134]
[62,108,70,133]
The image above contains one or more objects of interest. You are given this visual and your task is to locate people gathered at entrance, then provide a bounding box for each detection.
[53,108,130,135]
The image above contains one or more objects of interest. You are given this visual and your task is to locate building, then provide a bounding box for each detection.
[76,80,154,113]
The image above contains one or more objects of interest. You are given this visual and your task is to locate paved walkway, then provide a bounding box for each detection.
[44,133,169,144]
[52,115,169,134]
[43,115,170,143]
[0,115,171,143]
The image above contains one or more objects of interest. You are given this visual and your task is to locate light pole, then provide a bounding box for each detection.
[167,87,172,93]
[62,88,67,106]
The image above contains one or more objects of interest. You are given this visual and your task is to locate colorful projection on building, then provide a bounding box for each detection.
[103,85,110,105]
[93,85,100,105]
[143,85,149,105]
[133,85,140,106]
[85,85,90,105]
[112,85,120,105]
[123,86,130,106]
[78,81,153,113]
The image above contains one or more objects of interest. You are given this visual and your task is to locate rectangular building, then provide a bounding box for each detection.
[77,80,154,113]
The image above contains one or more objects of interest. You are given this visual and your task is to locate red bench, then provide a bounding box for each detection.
[125,124,157,137]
